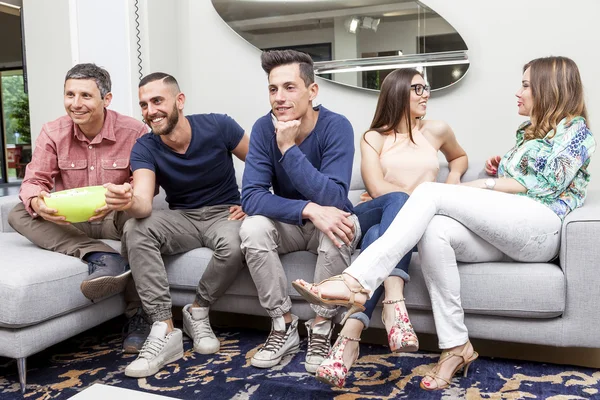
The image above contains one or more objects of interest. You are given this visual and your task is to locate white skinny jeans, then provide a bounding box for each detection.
[344,182,562,348]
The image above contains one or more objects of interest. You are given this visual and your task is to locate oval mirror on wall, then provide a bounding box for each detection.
[211,0,469,92]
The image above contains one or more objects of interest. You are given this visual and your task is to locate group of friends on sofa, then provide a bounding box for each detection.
[8,49,595,391]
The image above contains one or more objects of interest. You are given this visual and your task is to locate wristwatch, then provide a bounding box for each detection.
[484,178,496,190]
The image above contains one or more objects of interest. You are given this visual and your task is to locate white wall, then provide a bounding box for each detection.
[423,0,600,183]
[74,0,135,116]
[22,0,141,139]
[22,0,72,139]
[23,0,600,189]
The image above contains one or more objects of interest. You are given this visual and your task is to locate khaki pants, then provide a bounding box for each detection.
[239,215,360,318]
[8,202,128,259]
[121,204,245,322]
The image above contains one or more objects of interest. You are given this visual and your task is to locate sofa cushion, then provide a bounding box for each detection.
[405,254,565,318]
[0,234,121,328]
[165,249,565,319]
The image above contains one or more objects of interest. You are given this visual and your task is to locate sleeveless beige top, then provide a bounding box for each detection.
[379,128,439,194]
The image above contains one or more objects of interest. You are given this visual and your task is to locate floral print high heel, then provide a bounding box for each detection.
[314,334,360,388]
[382,299,419,353]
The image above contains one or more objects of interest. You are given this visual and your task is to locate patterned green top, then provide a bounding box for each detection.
[498,117,596,220]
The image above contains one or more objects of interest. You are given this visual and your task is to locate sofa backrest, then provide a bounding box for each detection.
[0,162,485,230]
[153,161,486,209]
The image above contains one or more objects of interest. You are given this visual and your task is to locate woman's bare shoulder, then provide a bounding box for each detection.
[362,129,388,152]
[420,119,452,137]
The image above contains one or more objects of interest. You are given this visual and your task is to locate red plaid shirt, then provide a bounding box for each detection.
[19,109,148,215]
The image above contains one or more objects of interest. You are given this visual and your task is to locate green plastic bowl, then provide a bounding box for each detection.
[44,185,107,223]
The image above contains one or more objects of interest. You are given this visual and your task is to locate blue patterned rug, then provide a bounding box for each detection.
[0,317,599,399]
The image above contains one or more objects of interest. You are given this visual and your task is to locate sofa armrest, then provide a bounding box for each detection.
[0,195,20,233]
[560,190,600,264]
[559,190,600,346]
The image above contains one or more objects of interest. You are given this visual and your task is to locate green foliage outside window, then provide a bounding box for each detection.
[2,73,30,145]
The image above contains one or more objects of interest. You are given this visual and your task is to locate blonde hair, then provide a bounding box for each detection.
[524,56,588,141]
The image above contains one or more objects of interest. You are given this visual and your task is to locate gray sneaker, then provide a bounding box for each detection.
[124,321,184,378]
[305,318,334,373]
[80,254,131,300]
[251,315,300,368]
[182,304,220,354]
[122,308,151,354]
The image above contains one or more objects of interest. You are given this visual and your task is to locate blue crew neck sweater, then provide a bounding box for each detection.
[242,106,355,225]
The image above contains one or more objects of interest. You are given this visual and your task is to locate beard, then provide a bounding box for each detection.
[150,103,179,136]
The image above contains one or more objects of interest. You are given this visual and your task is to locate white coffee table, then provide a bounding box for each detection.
[69,384,180,399]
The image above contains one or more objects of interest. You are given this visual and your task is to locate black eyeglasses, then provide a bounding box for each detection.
[411,84,431,96]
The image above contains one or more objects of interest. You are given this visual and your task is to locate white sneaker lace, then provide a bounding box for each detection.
[307,331,330,358]
[138,336,167,360]
[262,329,288,353]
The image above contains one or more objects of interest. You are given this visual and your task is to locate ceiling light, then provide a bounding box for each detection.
[361,16,380,32]
[345,16,380,34]
[347,17,359,34]
[452,68,463,79]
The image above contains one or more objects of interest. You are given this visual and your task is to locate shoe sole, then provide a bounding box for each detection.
[251,344,300,368]
[315,373,341,388]
[182,324,220,354]
[391,343,419,353]
[291,281,365,325]
[124,350,184,378]
[122,345,141,354]
[305,361,321,374]
[80,270,131,301]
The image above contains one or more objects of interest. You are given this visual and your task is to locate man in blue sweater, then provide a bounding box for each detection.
[240,50,360,372]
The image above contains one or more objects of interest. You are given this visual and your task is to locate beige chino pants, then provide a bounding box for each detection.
[121,204,244,322]
[239,214,360,319]
[8,202,128,258]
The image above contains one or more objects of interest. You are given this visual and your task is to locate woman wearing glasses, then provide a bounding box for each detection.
[310,68,467,387]
[295,56,595,391]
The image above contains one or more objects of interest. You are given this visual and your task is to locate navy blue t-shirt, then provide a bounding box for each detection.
[130,113,244,209]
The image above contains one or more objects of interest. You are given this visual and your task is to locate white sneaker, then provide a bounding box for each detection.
[182,304,220,354]
[124,321,184,378]
[251,315,300,368]
[305,318,333,373]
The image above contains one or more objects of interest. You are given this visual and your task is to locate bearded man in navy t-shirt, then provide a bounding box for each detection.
[104,73,249,378]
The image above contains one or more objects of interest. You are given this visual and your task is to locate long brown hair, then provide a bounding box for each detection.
[364,68,423,150]
[524,56,588,141]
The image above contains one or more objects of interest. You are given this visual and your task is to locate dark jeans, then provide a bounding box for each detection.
[349,191,412,328]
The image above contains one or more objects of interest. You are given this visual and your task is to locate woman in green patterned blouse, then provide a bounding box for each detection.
[292,56,596,391]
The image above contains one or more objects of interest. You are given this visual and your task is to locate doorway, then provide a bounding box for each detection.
[1,69,31,184]
[0,1,29,185]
